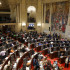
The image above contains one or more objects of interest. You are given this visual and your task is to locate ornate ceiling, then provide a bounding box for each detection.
[0,0,9,10]
[0,0,20,11]
[0,0,69,11]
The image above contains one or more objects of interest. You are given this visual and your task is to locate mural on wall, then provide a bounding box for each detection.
[51,2,69,33]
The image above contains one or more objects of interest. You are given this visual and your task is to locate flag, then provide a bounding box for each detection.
[62,16,64,25]
[62,16,65,32]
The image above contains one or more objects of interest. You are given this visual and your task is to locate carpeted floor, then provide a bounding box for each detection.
[19,48,70,70]
[44,54,70,70]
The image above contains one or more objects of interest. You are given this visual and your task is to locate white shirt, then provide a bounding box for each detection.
[1,51,6,56]
[26,67,30,70]
[13,63,17,69]
[28,43,30,49]
[4,65,8,70]
[39,61,44,70]
[16,58,20,63]
[65,57,68,64]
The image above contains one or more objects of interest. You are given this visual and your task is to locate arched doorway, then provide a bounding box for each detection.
[27,6,36,23]
[27,6,36,31]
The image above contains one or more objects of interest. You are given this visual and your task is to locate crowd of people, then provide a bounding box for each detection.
[0,31,70,70]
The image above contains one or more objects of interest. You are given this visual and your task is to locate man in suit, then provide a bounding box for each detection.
[23,58,27,70]
[47,60,52,70]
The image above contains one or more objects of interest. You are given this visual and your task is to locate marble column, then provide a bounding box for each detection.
[44,4,46,23]
[21,0,27,32]
[65,1,70,39]
[41,3,44,23]
[67,1,70,25]
[9,4,16,22]
[16,4,20,23]
[37,0,42,33]
[15,1,22,32]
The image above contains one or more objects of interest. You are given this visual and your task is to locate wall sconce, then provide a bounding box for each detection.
[22,22,26,26]
[37,23,41,27]
[0,2,2,5]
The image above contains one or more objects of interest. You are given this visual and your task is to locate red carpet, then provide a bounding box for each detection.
[44,54,70,70]
[19,47,70,70]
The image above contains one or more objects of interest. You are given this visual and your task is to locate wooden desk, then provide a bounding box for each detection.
[30,44,35,49]
[1,52,16,70]
[31,53,38,70]
[24,42,28,46]
[42,48,48,55]
[35,46,41,52]
[1,44,21,70]
[59,56,66,64]
[49,51,58,59]
[16,50,32,70]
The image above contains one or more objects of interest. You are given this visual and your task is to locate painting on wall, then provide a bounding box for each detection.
[27,6,36,23]
[51,1,69,33]
[45,9,50,23]
[43,4,50,23]
[27,13,36,23]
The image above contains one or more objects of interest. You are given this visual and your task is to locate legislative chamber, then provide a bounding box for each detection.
[0,0,70,70]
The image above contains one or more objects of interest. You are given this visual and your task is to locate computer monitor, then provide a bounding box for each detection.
[28,23,35,30]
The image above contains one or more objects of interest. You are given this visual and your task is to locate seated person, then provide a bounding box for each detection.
[16,40,19,45]
[35,59,40,70]
[33,58,36,66]
[53,63,59,70]
[14,56,20,63]
[60,53,64,58]
[1,49,6,59]
[38,42,43,46]
[50,42,53,47]
[43,56,47,64]
[31,49,34,55]
[46,60,52,70]
[35,43,38,47]
[10,48,14,53]
[28,42,30,49]
[38,53,43,60]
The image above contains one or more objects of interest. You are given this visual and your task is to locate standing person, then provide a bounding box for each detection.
[65,56,69,68]
[53,61,58,70]
[47,60,52,70]
[1,49,6,59]
[28,42,30,49]
[35,59,40,70]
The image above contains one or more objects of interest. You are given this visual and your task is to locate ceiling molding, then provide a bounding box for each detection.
[42,0,68,3]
